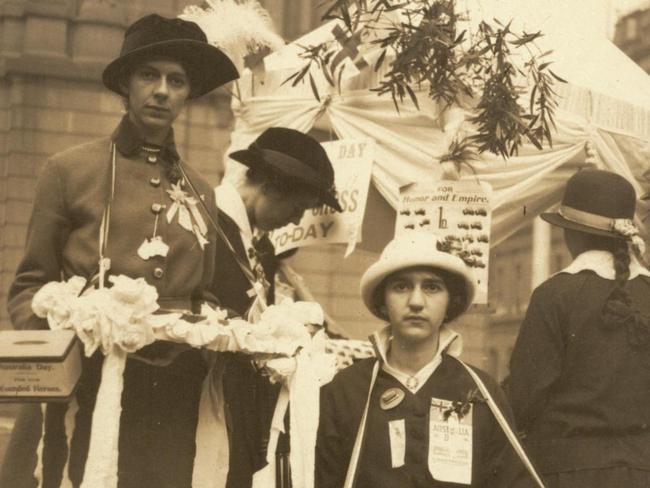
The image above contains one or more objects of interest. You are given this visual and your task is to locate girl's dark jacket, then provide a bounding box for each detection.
[508,268,650,486]
[316,355,518,488]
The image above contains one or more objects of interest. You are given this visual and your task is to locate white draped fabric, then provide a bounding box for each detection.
[227,85,650,251]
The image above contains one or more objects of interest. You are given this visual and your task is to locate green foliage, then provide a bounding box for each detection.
[284,0,565,162]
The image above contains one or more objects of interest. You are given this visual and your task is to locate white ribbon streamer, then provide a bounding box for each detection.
[289,351,321,488]
[192,357,230,488]
[80,348,126,488]
[188,197,208,236]
[258,330,338,488]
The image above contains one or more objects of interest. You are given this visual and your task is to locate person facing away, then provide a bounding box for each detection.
[507,169,650,488]
[2,13,237,488]
[316,232,518,488]
[212,127,342,488]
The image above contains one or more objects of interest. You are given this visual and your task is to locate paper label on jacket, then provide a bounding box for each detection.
[428,398,472,485]
[388,419,406,468]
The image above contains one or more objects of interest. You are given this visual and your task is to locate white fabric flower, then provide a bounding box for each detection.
[200,303,229,324]
[108,275,159,320]
[67,297,104,356]
[613,219,647,256]
[259,301,313,346]
[32,277,87,328]
[264,357,297,384]
[113,321,155,353]
[613,219,639,237]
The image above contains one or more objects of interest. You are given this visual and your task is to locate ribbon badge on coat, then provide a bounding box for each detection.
[166,181,209,249]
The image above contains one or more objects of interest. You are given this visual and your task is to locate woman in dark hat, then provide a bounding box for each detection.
[508,169,650,487]
[214,127,341,319]
[212,127,341,488]
[3,13,237,488]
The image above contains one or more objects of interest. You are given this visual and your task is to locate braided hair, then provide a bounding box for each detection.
[600,236,633,325]
[586,233,650,347]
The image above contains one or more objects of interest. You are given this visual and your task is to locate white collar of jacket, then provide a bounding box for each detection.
[369,325,462,393]
[558,249,650,280]
[215,181,253,240]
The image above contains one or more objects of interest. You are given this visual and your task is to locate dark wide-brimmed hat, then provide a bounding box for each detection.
[541,169,637,238]
[102,14,238,99]
[230,128,343,212]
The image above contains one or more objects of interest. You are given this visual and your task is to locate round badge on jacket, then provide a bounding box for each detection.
[380,387,406,410]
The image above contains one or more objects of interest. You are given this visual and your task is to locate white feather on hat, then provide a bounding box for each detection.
[180,0,285,74]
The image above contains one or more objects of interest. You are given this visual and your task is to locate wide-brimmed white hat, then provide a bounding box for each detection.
[360,232,476,321]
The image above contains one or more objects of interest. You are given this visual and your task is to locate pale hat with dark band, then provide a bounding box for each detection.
[360,232,476,322]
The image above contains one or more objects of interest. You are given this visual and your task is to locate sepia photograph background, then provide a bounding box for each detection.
[0,0,649,463]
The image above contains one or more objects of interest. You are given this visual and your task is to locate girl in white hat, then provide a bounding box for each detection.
[316,232,519,488]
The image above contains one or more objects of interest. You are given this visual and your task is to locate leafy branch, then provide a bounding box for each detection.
[467,21,565,157]
[440,137,478,175]
[286,0,566,162]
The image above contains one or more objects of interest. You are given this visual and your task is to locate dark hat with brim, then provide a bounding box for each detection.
[230,128,343,212]
[103,14,238,99]
[540,169,637,238]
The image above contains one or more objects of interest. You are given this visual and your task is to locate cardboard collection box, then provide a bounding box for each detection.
[0,330,81,402]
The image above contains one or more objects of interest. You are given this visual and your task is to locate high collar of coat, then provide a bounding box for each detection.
[111,115,180,163]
